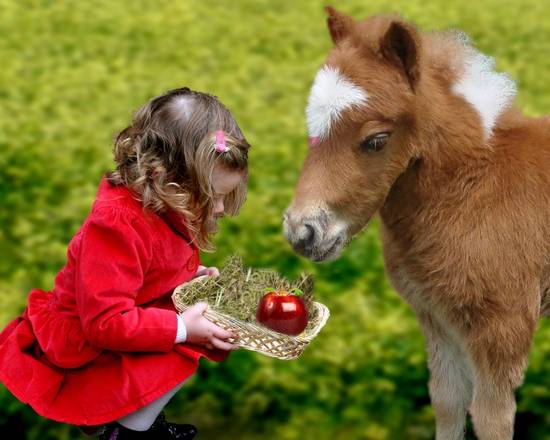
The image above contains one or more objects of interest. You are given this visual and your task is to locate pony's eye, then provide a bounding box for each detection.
[360,133,390,152]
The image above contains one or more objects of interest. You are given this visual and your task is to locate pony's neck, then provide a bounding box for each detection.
[381,32,527,229]
[383,73,510,218]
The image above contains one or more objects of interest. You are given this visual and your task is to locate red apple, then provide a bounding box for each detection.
[256,289,308,335]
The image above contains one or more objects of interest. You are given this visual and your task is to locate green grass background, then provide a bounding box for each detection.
[1,0,549,438]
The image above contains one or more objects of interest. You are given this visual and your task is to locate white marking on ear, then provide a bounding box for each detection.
[451,39,517,138]
[306,66,368,141]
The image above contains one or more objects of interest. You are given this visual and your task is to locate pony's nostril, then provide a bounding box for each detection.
[283,216,319,257]
[303,223,316,248]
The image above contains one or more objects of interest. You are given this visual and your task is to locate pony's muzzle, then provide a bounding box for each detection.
[283,216,317,256]
[283,209,346,262]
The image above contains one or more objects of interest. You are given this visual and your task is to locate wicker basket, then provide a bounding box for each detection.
[172,285,330,361]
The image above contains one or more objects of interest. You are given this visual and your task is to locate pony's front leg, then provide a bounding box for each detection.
[417,312,472,440]
[469,377,517,440]
[467,310,537,440]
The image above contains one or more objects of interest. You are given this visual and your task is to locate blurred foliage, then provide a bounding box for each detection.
[1,0,549,439]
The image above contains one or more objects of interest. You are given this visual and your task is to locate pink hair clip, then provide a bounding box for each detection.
[215,130,230,153]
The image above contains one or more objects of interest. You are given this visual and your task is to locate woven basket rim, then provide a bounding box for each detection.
[171,283,330,360]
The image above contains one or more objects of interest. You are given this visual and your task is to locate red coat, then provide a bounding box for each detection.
[0,176,228,426]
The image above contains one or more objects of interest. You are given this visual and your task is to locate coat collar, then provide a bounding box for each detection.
[160,209,199,251]
[96,175,133,202]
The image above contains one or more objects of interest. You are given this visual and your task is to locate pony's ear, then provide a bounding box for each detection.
[325,6,352,44]
[380,21,420,90]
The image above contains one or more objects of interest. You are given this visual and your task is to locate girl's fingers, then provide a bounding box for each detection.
[206,267,220,277]
[207,322,233,340]
[195,265,207,275]
[189,274,209,284]
[213,328,234,340]
[192,302,209,314]
[194,269,209,278]
[210,337,237,351]
[195,266,219,278]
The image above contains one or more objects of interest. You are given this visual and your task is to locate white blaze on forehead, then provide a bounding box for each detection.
[451,36,517,138]
[306,65,368,141]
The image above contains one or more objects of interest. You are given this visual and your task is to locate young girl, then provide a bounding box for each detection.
[0,87,251,439]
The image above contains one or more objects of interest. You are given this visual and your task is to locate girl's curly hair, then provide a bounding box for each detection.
[106,87,250,251]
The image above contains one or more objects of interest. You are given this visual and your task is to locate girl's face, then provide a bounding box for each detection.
[206,164,245,233]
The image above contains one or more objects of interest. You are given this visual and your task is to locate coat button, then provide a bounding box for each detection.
[186,252,198,272]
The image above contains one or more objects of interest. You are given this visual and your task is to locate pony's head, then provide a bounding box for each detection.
[283,7,516,262]
[284,8,423,262]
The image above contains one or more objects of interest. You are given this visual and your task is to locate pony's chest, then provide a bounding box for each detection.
[383,255,432,312]
[379,219,452,312]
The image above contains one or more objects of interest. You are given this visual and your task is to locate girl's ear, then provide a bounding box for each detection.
[380,21,420,90]
[325,6,353,45]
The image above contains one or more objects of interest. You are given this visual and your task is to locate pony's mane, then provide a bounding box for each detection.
[431,30,517,138]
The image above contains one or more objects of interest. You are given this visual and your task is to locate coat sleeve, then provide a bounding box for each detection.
[75,207,178,352]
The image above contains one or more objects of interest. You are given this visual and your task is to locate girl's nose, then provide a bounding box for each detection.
[213,199,224,216]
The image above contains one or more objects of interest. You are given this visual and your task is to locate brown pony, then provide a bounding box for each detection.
[284,7,550,440]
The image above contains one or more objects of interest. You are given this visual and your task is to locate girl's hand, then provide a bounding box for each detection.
[194,265,220,278]
[180,302,238,351]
